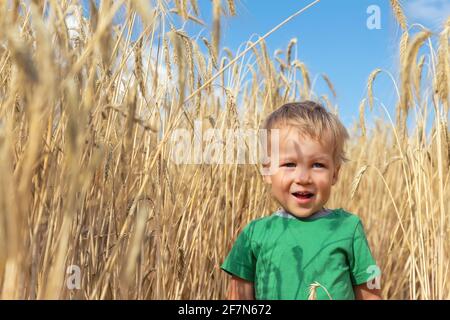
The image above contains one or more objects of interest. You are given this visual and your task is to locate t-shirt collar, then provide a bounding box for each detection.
[275,207,332,221]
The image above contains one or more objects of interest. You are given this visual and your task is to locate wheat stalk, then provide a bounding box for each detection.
[367,68,381,111]
[177,247,185,282]
[400,31,409,66]
[130,0,155,26]
[163,36,172,80]
[435,18,449,106]
[170,10,205,25]
[212,0,221,61]
[382,156,403,175]
[227,0,236,16]
[350,165,369,200]
[190,0,199,16]
[293,60,311,99]
[308,282,332,300]
[390,0,407,30]
[175,0,188,20]
[413,55,425,101]
[359,98,367,138]
[193,41,207,81]
[401,30,431,114]
[286,37,297,66]
[322,73,337,99]
[180,33,195,89]
[202,37,218,70]
[275,56,287,74]
[134,37,145,98]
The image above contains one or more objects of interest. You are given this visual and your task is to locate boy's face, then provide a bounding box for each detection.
[264,126,340,218]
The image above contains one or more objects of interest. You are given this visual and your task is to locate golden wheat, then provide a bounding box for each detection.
[367,68,381,111]
[0,0,448,301]
[390,0,407,30]
[350,165,369,200]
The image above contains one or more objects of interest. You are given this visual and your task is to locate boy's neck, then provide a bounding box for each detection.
[276,207,331,221]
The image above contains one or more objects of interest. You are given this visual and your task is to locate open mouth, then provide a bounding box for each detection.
[292,192,315,199]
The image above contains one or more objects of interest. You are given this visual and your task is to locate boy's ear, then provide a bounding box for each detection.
[332,164,341,186]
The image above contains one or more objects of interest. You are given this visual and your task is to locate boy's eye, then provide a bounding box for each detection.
[313,162,325,168]
[282,163,296,168]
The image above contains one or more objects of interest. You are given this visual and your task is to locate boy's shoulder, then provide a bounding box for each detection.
[240,215,273,231]
[328,208,365,230]
[333,207,363,222]
[237,213,281,238]
[240,208,364,236]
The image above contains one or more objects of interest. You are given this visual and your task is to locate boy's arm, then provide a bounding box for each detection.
[227,276,255,300]
[353,283,382,300]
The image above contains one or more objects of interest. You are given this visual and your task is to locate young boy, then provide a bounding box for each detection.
[221,101,381,300]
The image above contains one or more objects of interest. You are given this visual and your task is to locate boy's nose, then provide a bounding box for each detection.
[294,169,312,184]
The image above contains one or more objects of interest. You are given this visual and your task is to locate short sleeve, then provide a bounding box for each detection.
[220,222,257,282]
[349,220,381,285]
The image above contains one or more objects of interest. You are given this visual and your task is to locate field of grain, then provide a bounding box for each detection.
[0,0,448,299]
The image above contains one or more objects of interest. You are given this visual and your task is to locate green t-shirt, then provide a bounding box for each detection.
[221,208,380,300]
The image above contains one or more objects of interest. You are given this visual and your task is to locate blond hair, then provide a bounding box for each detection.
[262,101,350,166]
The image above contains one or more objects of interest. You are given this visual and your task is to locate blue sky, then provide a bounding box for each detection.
[191,0,449,133]
[212,0,400,128]
[81,0,450,134]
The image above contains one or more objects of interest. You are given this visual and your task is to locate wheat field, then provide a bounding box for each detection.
[0,0,448,299]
